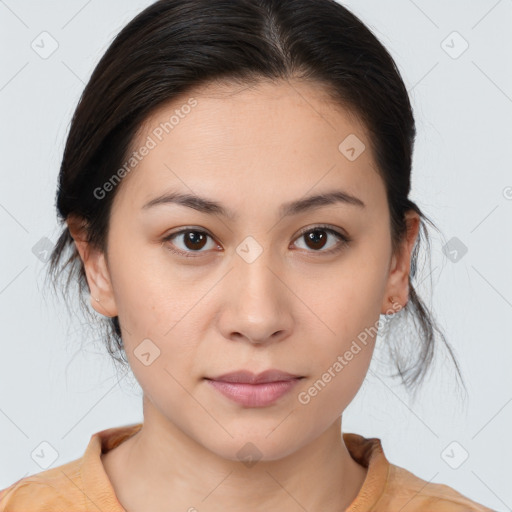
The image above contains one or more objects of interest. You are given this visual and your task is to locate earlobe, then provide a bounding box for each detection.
[66,215,118,318]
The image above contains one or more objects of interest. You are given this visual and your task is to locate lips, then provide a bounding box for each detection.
[205,369,303,384]
[205,370,304,407]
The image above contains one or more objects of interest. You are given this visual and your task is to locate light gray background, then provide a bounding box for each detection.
[1,0,511,510]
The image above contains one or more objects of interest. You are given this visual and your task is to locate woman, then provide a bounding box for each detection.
[0,0,496,510]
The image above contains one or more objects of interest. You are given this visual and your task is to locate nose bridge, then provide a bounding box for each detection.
[233,234,282,303]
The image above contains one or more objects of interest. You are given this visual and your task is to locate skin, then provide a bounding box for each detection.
[68,78,420,512]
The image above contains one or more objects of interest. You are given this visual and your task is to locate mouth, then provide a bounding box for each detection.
[204,369,305,407]
[205,369,304,384]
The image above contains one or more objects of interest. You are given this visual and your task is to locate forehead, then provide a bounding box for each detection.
[113,79,385,216]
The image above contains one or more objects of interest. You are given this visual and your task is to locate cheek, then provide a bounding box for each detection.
[296,330,375,422]
[298,246,389,341]
[106,243,205,393]
[107,239,192,334]
[293,235,390,410]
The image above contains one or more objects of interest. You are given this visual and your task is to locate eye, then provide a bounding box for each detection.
[162,228,218,258]
[162,224,351,258]
[292,225,350,255]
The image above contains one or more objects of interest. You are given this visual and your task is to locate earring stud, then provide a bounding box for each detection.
[389,295,402,311]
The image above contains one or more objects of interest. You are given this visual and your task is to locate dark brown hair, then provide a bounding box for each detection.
[45,0,465,399]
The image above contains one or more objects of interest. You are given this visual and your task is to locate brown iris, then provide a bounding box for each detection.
[303,229,328,251]
[183,231,208,251]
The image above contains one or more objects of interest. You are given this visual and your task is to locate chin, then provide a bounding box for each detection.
[199,425,314,464]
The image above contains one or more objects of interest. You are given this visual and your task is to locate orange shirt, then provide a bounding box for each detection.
[0,423,494,511]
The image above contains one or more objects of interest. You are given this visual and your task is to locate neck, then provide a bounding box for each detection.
[102,395,367,512]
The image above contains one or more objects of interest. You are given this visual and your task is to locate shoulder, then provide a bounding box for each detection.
[343,432,495,512]
[0,423,141,512]
[380,463,496,511]
[0,458,83,511]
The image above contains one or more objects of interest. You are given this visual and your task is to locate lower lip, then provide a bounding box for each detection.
[205,378,302,407]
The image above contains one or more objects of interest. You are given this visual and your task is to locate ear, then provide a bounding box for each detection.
[66,214,118,318]
[381,210,421,314]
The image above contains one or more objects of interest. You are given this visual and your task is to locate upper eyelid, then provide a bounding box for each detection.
[166,225,345,238]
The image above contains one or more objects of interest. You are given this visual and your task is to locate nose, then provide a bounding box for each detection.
[217,249,293,345]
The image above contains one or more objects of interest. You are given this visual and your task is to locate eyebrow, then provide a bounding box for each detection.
[142,188,365,220]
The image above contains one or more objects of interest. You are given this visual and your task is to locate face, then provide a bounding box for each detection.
[70,79,418,461]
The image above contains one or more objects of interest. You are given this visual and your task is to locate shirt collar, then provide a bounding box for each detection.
[80,424,389,511]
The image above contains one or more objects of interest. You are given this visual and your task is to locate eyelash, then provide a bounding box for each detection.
[161,224,351,259]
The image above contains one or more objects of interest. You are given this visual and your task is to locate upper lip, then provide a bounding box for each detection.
[206,369,303,384]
